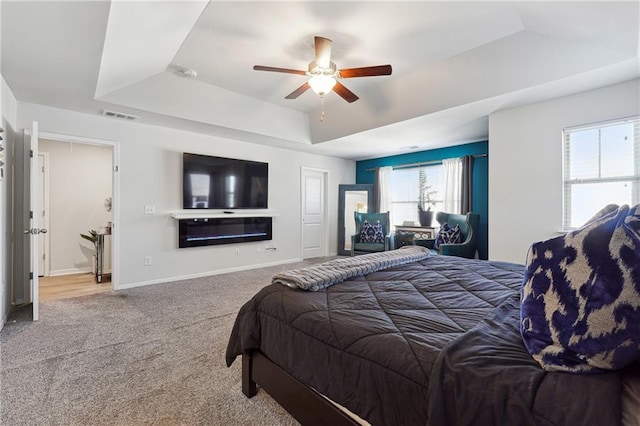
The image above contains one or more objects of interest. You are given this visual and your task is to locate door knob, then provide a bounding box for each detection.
[23,228,48,235]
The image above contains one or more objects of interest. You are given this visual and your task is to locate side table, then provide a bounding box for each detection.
[394,225,436,248]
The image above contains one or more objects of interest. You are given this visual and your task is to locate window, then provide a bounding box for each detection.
[563,116,639,229]
[389,165,445,225]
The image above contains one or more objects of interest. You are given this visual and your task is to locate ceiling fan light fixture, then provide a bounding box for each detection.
[308,74,336,96]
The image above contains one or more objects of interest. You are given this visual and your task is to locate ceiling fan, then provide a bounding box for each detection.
[253,36,392,104]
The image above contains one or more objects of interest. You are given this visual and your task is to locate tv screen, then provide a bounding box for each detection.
[183,153,268,209]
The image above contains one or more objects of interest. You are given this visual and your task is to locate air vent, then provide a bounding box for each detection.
[101,109,140,121]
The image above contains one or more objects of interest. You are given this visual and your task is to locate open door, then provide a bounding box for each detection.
[28,122,44,320]
[14,122,45,320]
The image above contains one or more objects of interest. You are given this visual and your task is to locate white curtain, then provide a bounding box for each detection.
[376,166,393,221]
[443,158,462,214]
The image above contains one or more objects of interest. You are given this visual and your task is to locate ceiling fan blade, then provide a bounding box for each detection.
[314,36,332,69]
[338,65,392,78]
[333,81,359,103]
[285,82,311,99]
[253,65,307,75]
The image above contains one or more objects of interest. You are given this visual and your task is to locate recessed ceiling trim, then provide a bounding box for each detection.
[95,0,208,99]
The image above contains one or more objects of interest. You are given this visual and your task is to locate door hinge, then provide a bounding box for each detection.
[113,165,119,172]
[29,210,33,219]
[30,150,34,158]
[29,272,33,280]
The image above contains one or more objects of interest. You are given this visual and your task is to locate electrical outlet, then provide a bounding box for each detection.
[144,205,156,215]
[234,248,240,256]
[144,256,152,266]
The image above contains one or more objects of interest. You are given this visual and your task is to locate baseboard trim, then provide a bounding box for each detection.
[115,258,304,291]
[49,267,92,277]
[0,309,10,332]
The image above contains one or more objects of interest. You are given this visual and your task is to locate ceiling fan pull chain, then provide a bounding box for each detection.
[320,96,325,122]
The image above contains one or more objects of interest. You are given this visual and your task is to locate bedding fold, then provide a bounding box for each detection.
[427,295,622,426]
[271,245,430,291]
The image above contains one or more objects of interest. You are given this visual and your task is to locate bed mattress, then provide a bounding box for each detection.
[226,255,623,425]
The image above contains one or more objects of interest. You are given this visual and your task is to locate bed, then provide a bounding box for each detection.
[226,251,635,425]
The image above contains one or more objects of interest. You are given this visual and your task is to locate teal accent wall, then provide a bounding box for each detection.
[355,141,489,260]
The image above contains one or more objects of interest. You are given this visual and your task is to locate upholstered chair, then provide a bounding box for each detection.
[416,212,479,258]
[350,211,394,256]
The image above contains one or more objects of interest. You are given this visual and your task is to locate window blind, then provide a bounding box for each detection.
[563,115,640,229]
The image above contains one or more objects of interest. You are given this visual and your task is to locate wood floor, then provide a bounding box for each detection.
[39,273,112,302]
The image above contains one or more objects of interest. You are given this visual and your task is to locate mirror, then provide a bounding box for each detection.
[337,184,374,256]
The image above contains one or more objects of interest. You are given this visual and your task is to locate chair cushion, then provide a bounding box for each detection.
[360,220,385,243]
[434,223,461,249]
[353,242,386,253]
[520,204,640,373]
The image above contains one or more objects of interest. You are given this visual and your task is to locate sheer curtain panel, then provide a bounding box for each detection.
[375,166,393,219]
[443,158,462,213]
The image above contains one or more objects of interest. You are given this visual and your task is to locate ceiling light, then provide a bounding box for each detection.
[308,75,336,96]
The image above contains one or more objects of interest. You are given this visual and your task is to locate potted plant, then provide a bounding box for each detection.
[417,169,437,226]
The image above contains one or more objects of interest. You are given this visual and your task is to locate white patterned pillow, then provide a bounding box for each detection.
[434,223,461,249]
[360,220,384,243]
[520,204,640,373]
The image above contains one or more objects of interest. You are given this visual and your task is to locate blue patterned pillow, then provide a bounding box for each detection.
[434,222,461,249]
[360,220,385,243]
[520,204,640,373]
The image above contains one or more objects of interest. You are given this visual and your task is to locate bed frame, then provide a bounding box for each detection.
[242,351,360,425]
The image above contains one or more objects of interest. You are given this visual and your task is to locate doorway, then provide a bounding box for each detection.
[301,168,328,259]
[37,135,116,301]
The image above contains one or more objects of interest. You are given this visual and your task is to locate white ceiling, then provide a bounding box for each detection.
[2,1,638,160]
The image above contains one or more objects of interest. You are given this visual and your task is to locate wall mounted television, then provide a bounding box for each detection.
[183,153,268,210]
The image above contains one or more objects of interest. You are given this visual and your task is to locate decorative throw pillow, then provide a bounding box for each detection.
[520,204,640,374]
[360,220,385,243]
[434,223,461,249]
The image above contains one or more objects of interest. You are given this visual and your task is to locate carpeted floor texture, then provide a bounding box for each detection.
[1,259,333,425]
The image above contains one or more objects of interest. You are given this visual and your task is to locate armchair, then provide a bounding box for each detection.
[351,211,394,256]
[416,212,479,259]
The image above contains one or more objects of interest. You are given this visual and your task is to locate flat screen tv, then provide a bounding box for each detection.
[183,153,268,209]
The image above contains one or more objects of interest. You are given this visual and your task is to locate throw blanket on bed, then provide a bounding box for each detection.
[272,245,430,291]
[428,294,622,426]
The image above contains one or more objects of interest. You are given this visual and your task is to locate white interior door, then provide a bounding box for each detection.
[37,153,49,276]
[301,168,327,259]
[28,122,42,320]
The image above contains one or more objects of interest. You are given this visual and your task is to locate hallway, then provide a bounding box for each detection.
[39,273,111,302]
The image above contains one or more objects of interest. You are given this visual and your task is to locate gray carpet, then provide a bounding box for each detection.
[1,258,333,425]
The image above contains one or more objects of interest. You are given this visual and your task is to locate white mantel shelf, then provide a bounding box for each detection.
[170,210,280,219]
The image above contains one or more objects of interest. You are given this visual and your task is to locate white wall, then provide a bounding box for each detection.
[39,139,112,275]
[17,102,355,288]
[1,74,18,329]
[488,79,640,264]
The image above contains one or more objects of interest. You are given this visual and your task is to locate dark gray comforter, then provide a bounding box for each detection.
[226,255,622,425]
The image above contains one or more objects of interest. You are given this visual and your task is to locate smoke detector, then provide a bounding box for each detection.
[181,68,198,79]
